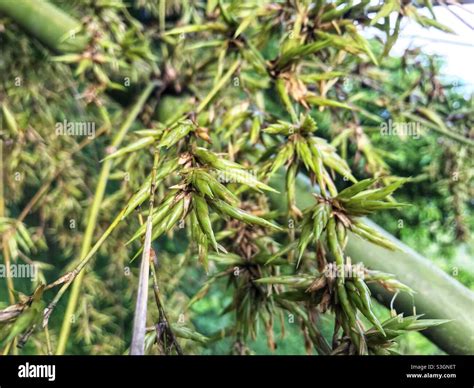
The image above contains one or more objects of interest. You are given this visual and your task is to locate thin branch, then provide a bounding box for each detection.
[130,148,160,355]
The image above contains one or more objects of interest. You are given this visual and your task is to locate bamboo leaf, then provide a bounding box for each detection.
[102,136,155,161]
[163,23,228,36]
[306,95,353,110]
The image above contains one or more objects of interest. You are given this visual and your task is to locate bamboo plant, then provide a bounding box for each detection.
[0,0,472,356]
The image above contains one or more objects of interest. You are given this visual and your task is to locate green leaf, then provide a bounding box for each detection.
[102,136,155,161]
[193,194,218,252]
[370,0,398,26]
[337,178,379,200]
[306,95,353,110]
[211,199,282,231]
[159,120,194,148]
[276,40,331,69]
[163,23,228,36]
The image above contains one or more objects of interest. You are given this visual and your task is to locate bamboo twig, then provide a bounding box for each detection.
[135,211,183,355]
[53,82,158,354]
[130,149,160,355]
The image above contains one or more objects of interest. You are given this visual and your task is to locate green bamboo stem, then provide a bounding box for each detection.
[55,82,157,355]
[403,112,474,148]
[0,140,15,305]
[0,140,4,225]
[0,0,88,53]
[0,140,17,355]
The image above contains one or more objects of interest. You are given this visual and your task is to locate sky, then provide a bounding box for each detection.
[369,3,474,91]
